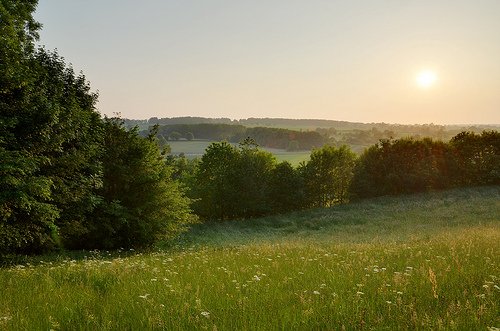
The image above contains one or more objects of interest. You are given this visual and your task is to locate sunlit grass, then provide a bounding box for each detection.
[167,140,311,165]
[1,186,499,330]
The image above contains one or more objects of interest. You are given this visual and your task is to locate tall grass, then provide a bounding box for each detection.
[1,186,499,330]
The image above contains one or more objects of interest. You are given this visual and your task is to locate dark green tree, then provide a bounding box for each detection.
[302,145,357,207]
[1,1,103,253]
[192,141,239,220]
[169,131,182,141]
[234,138,276,217]
[449,131,500,186]
[73,119,196,249]
[350,137,451,199]
[268,161,305,213]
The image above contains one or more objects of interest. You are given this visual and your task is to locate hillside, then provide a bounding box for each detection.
[172,185,500,247]
[1,186,498,330]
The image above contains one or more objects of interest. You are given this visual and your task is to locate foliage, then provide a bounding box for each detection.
[168,131,182,141]
[301,145,357,207]
[0,149,59,253]
[154,124,327,151]
[192,139,279,220]
[350,132,499,199]
[268,161,305,213]
[1,1,197,253]
[1,2,103,253]
[69,119,197,249]
[233,138,276,217]
[449,130,500,186]
[351,137,452,198]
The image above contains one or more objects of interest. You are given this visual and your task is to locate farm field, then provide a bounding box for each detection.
[168,140,310,165]
[1,186,499,330]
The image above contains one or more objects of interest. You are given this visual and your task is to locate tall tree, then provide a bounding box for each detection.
[1,1,103,253]
[192,141,240,220]
[70,119,196,249]
[302,145,357,207]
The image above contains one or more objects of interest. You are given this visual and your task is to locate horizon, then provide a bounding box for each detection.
[121,115,500,127]
[35,1,500,125]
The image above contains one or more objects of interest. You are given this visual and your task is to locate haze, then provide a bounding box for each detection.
[35,0,500,124]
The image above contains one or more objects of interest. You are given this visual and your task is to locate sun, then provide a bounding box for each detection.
[416,70,437,88]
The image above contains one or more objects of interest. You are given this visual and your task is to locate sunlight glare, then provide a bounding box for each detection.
[416,70,437,89]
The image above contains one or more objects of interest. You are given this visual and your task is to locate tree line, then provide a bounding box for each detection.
[153,124,326,151]
[1,1,499,256]
[166,131,498,222]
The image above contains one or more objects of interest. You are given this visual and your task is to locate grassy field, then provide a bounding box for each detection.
[1,186,499,330]
[168,140,310,165]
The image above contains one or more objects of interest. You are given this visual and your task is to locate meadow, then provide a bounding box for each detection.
[168,140,310,165]
[1,186,499,330]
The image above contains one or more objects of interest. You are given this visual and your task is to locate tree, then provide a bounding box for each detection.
[233,138,276,217]
[349,137,451,199]
[268,161,305,213]
[192,139,276,220]
[192,141,240,220]
[71,119,196,249]
[169,131,182,141]
[302,145,356,207]
[449,131,500,186]
[1,2,103,253]
[185,132,194,141]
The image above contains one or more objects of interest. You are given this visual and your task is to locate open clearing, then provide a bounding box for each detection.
[1,186,499,330]
[168,140,310,165]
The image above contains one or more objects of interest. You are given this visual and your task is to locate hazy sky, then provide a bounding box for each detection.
[35,1,500,124]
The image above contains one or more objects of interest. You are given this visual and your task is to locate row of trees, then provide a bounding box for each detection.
[186,139,356,220]
[167,131,498,222]
[350,131,499,198]
[2,0,498,255]
[154,123,327,150]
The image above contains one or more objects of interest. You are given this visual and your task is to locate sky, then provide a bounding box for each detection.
[34,1,500,124]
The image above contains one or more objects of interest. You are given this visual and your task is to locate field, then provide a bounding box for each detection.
[168,140,310,165]
[1,186,499,330]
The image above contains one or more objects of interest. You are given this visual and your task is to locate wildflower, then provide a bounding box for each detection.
[151,278,157,282]
[200,311,210,318]
[386,301,392,304]
[494,285,500,291]
[356,291,364,296]
[139,294,150,299]
[396,291,403,295]
[253,275,261,281]
[313,291,320,295]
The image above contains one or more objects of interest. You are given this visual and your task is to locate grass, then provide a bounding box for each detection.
[1,186,499,330]
[168,140,310,165]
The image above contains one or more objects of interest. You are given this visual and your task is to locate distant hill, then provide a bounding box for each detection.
[124,116,499,132]
[125,116,499,153]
